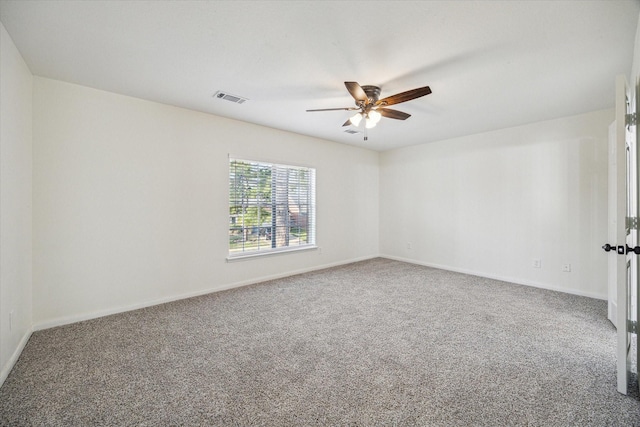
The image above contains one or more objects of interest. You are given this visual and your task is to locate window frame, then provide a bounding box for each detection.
[227,156,316,261]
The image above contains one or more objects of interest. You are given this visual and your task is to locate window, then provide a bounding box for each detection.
[229,158,316,257]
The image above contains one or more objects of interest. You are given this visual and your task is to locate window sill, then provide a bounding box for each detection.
[226,245,318,262]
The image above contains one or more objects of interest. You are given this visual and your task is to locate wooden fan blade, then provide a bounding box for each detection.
[345,82,369,104]
[306,107,357,112]
[342,119,352,127]
[376,86,432,106]
[378,108,411,120]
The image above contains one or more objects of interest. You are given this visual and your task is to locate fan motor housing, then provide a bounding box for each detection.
[361,85,381,103]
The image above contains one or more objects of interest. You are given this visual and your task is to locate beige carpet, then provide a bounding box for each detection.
[1,258,638,426]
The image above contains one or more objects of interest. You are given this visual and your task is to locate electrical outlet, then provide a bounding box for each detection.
[532,259,541,268]
[562,263,572,272]
[407,242,412,250]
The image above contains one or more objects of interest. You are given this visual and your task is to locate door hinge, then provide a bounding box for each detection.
[626,112,636,127]
[626,216,638,230]
[628,320,638,335]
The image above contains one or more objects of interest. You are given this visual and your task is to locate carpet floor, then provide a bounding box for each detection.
[0,258,639,426]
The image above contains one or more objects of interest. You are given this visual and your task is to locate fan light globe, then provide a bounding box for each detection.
[369,110,382,124]
[350,112,363,126]
[365,110,382,128]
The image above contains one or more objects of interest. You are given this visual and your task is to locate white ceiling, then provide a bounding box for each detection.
[1,1,638,151]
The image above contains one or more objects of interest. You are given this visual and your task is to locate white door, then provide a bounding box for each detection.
[606,75,638,395]
[633,75,639,393]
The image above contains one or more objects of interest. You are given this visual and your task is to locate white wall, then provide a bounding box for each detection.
[0,23,33,385]
[32,77,379,329]
[380,109,612,299]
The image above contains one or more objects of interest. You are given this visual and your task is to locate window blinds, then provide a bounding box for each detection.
[229,158,316,256]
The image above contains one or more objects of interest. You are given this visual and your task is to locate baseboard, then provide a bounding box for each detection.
[32,253,603,332]
[0,327,32,388]
[380,255,608,301]
[33,254,379,331]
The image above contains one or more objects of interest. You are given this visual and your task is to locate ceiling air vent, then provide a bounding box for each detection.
[344,129,361,135]
[214,91,248,104]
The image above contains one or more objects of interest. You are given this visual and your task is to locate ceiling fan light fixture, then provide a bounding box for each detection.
[350,112,363,126]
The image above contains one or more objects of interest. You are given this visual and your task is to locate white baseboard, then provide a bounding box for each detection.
[32,253,605,332]
[0,327,32,388]
[33,254,379,331]
[380,254,608,301]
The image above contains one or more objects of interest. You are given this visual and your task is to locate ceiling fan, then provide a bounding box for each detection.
[306,81,432,139]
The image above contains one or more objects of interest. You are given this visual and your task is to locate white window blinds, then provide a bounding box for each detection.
[229,158,316,257]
